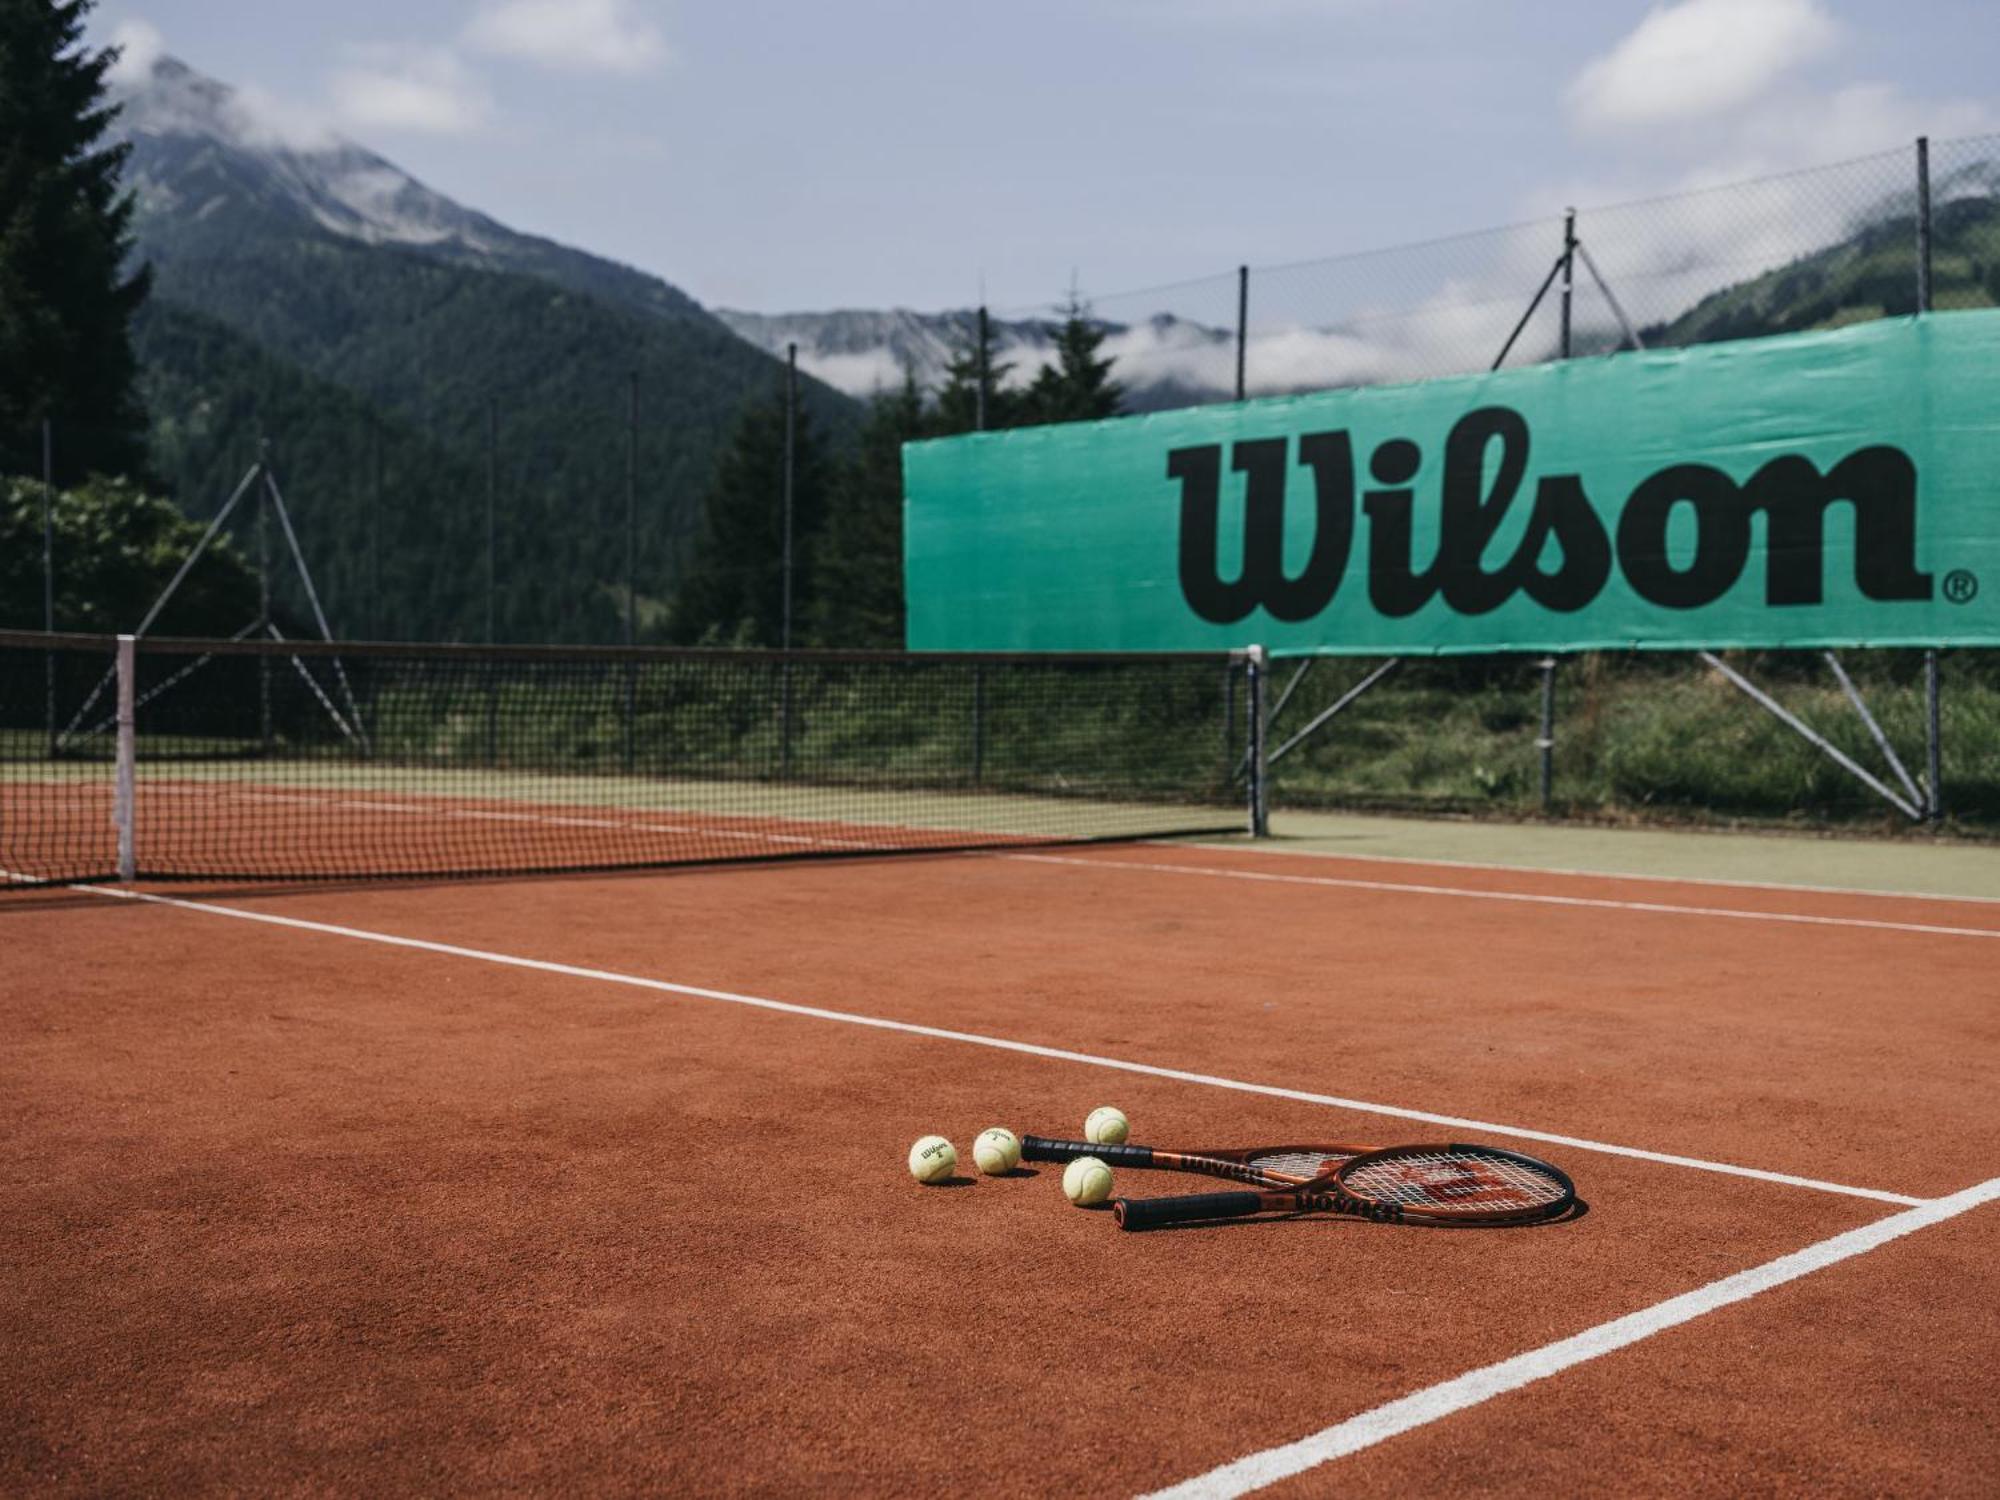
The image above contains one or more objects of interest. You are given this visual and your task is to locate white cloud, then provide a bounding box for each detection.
[329,46,491,135]
[106,17,166,85]
[1570,0,1839,130]
[465,0,669,75]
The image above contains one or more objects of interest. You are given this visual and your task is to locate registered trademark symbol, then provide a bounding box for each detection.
[1944,569,1979,605]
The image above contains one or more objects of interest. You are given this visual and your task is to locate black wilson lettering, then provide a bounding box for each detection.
[1167,408,1931,621]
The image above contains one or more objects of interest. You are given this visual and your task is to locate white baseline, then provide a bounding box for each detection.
[69,883,1921,1206]
[1012,854,2000,943]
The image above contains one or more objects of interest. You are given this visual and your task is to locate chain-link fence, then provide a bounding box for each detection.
[989,132,1998,409]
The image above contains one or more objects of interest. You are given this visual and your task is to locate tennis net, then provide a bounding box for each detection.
[1,632,1257,885]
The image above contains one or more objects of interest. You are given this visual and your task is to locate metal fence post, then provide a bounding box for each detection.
[1916,137,1933,316]
[370,419,384,639]
[1917,136,1942,822]
[972,663,986,786]
[42,417,56,759]
[256,447,273,753]
[1235,265,1249,401]
[1923,622,1942,825]
[1559,210,1576,359]
[485,399,498,644]
[1538,657,1557,812]
[1246,647,1270,838]
[626,372,640,774]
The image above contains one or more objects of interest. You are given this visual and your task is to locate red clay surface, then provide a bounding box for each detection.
[3,844,1996,1495]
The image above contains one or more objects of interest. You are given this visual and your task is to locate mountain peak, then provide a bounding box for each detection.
[109,52,710,324]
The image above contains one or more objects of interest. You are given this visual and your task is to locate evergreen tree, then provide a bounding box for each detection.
[1021,296,1123,426]
[668,395,830,645]
[1,474,260,633]
[932,310,1023,435]
[812,374,923,648]
[0,0,151,483]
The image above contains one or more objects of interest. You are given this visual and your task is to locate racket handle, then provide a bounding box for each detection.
[1113,1191,1265,1231]
[1020,1135,1157,1170]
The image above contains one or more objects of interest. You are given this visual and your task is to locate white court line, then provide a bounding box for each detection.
[1013,853,2000,942]
[61,882,1921,1206]
[1143,1173,2000,1500]
[1171,838,2000,908]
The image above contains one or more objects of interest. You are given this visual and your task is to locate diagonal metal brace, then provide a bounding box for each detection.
[1699,652,1923,821]
[1268,658,1401,767]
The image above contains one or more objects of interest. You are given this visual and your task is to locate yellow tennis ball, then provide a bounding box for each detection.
[1062,1156,1114,1206]
[1084,1106,1129,1146]
[908,1135,957,1184]
[972,1126,1022,1176]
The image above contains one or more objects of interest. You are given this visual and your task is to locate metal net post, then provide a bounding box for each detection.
[114,634,136,882]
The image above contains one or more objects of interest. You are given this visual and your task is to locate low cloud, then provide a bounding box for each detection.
[1570,0,1838,130]
[465,0,669,75]
[330,46,491,135]
[105,17,166,85]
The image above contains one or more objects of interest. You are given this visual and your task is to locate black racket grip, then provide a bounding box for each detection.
[1114,1191,1266,1231]
[1019,1135,1156,1169]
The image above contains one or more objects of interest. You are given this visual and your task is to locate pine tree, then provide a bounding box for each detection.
[668,395,830,645]
[932,310,1023,435]
[812,374,923,648]
[0,0,152,483]
[1021,295,1123,426]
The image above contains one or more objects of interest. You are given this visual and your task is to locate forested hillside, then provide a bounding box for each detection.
[105,53,857,644]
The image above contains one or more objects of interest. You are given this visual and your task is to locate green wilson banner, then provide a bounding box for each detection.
[903,309,2000,655]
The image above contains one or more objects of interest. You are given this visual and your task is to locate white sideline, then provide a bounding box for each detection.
[1011,853,2000,942]
[1172,839,2000,907]
[1141,1175,2000,1500]
[59,882,1923,1206]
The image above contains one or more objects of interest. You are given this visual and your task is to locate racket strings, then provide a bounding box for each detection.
[1341,1149,1567,1213]
[1246,1149,1353,1180]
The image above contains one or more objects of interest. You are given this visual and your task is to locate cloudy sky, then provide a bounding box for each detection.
[91,0,1997,315]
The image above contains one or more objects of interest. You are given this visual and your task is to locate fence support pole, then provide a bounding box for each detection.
[1538,657,1557,812]
[972,664,986,786]
[1246,647,1270,838]
[1917,136,1942,823]
[256,447,272,753]
[371,419,384,639]
[780,347,798,776]
[626,372,639,774]
[1559,211,1576,359]
[1235,264,1249,401]
[42,418,55,759]
[485,400,498,644]
[1926,650,1943,823]
[1916,136,1933,316]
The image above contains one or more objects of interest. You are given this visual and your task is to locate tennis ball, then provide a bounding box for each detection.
[972,1126,1022,1176]
[1084,1105,1130,1146]
[908,1135,957,1184]
[1062,1156,1114,1206]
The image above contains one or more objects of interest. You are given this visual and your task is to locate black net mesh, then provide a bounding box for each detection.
[0,632,1250,884]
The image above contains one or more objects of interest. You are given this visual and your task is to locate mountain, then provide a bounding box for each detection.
[117,58,711,328]
[106,54,858,644]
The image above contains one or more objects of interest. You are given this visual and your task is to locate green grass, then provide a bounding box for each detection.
[1269,652,2000,837]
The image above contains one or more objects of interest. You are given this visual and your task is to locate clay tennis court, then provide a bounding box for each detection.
[5,822,1997,1496]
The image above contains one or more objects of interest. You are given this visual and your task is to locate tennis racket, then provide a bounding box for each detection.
[1115,1144,1574,1230]
[1018,1134,1574,1230]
